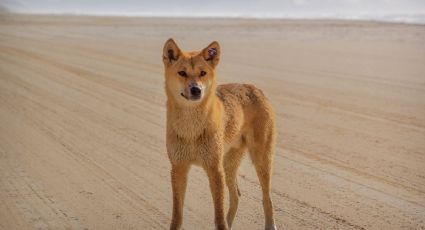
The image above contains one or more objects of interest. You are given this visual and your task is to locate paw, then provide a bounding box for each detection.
[265,224,277,230]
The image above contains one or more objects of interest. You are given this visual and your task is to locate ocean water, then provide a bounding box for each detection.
[2,0,425,25]
[21,12,425,25]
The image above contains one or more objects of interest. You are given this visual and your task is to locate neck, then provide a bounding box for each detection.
[166,84,220,139]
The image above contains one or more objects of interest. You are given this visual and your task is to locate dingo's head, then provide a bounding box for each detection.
[162,38,220,106]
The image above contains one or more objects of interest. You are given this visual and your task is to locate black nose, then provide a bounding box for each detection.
[190,86,201,97]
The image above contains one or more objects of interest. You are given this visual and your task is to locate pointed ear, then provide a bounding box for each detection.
[201,41,220,68]
[163,38,181,65]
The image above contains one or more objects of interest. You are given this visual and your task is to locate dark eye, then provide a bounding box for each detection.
[178,71,187,77]
[200,71,207,77]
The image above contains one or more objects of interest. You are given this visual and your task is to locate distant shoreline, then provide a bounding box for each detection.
[2,11,425,26]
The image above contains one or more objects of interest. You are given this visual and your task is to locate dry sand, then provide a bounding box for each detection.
[0,14,425,230]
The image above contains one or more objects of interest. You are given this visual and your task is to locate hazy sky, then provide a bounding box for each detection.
[2,0,425,18]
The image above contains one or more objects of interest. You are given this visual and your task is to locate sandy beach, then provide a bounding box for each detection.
[0,14,424,229]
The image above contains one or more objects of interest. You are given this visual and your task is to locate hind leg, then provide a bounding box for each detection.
[250,146,276,230]
[223,146,246,229]
[248,129,277,230]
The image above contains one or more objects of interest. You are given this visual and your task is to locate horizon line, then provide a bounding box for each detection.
[4,11,425,25]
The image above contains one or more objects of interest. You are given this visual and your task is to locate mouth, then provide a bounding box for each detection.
[180,93,201,101]
[180,92,188,99]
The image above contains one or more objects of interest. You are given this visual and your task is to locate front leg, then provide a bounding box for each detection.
[204,163,228,230]
[170,163,190,230]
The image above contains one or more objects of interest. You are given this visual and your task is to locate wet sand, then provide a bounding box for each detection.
[1,14,425,229]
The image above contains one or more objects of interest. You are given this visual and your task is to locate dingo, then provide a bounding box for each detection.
[163,38,277,230]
